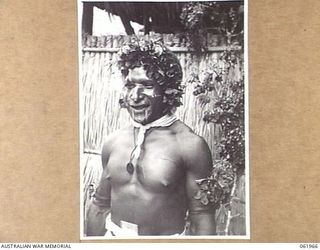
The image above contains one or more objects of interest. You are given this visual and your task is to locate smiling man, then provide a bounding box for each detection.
[86,38,216,236]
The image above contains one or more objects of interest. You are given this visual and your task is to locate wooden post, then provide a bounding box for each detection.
[119,15,135,35]
[82,2,94,35]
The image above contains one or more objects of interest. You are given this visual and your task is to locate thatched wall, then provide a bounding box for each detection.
[81,33,245,235]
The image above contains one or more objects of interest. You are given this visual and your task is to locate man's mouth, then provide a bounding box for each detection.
[129,104,149,111]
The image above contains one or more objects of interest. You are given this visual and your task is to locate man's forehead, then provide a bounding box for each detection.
[128,67,147,76]
[126,67,150,79]
[125,67,153,82]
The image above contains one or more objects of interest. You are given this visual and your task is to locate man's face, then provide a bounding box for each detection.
[123,67,166,125]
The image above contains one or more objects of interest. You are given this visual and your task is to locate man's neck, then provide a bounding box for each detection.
[131,113,176,129]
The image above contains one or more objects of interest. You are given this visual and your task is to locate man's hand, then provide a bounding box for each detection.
[86,142,112,236]
[86,200,110,236]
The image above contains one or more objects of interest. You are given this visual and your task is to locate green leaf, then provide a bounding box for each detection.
[200,195,209,205]
[200,182,209,190]
[194,190,202,200]
[195,178,207,185]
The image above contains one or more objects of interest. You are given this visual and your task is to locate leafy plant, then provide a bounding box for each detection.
[194,160,236,207]
[180,1,244,51]
[191,48,244,211]
[181,2,245,220]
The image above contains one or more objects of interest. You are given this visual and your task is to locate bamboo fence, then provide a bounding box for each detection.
[81,33,246,235]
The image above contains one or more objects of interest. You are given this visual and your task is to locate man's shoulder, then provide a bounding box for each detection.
[104,126,132,140]
[172,121,212,173]
[172,121,209,154]
[101,126,133,168]
[102,126,132,151]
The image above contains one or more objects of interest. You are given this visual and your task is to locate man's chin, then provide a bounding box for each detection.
[131,117,143,124]
[128,107,164,124]
[129,112,150,125]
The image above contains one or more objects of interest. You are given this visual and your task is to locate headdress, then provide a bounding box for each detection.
[118,37,184,108]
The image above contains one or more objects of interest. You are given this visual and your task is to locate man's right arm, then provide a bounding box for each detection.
[86,142,112,236]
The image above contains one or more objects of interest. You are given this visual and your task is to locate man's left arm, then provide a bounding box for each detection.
[182,135,216,235]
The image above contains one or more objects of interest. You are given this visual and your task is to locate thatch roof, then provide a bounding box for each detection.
[86,2,187,34]
[82,1,244,35]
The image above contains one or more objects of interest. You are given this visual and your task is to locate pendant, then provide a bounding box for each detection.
[126,162,134,174]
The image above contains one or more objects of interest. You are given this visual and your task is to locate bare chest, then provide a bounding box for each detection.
[106,130,184,192]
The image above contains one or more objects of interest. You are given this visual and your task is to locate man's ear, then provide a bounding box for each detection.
[121,74,127,84]
[119,93,126,108]
[121,69,129,77]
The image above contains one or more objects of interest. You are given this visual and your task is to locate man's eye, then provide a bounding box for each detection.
[125,83,135,89]
[144,84,154,89]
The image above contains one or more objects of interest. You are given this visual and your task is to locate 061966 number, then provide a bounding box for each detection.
[300,244,318,248]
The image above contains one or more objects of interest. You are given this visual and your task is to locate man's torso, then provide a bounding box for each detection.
[104,121,191,235]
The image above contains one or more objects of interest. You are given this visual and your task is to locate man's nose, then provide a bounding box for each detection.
[129,87,143,102]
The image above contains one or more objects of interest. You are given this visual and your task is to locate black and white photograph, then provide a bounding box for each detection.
[79,0,249,238]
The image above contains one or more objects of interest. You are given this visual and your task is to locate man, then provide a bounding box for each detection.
[86,38,216,236]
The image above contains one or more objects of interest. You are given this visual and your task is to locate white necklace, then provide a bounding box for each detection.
[126,114,178,174]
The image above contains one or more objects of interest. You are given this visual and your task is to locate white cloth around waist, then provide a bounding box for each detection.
[104,214,186,237]
[105,214,138,236]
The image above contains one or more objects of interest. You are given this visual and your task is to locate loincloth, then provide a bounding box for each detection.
[104,214,186,237]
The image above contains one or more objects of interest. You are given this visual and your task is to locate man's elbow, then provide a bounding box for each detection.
[189,213,216,235]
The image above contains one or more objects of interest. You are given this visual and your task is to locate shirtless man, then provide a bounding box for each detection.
[86,39,216,236]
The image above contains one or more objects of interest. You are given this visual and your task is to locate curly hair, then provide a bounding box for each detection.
[118,37,184,109]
